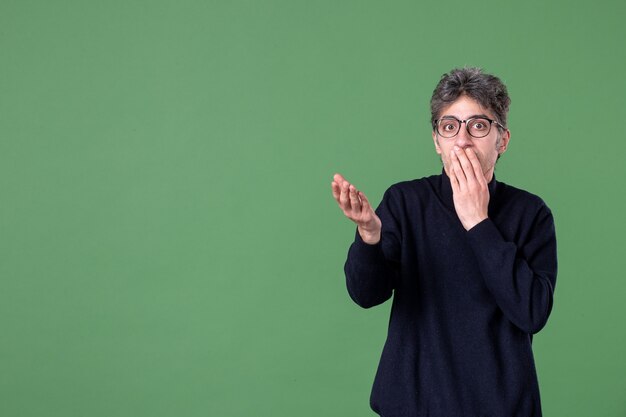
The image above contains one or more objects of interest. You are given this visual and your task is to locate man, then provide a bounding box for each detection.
[330,67,557,417]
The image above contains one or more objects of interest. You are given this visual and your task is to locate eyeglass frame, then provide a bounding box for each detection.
[433,115,507,139]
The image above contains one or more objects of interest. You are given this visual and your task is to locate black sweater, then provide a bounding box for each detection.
[344,171,558,417]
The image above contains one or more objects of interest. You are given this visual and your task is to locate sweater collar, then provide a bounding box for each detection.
[439,168,498,210]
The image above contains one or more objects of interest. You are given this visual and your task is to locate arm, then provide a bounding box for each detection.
[331,174,400,308]
[344,188,402,308]
[448,147,558,333]
[466,208,558,334]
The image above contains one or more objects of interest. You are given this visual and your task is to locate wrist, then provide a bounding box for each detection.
[358,226,381,245]
[463,216,488,231]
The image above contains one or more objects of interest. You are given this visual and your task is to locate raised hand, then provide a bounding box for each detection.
[331,173,382,244]
[448,146,490,230]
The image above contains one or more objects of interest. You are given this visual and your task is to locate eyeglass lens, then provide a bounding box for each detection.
[438,118,492,138]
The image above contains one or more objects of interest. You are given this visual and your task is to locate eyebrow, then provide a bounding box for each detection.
[440,113,492,120]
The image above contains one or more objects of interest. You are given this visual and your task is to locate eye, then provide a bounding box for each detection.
[470,119,489,131]
[440,119,459,130]
[437,118,460,137]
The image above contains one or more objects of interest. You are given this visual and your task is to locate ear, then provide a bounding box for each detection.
[498,129,511,154]
[432,130,442,155]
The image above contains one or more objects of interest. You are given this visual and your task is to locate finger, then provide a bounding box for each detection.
[348,185,361,213]
[450,150,467,191]
[464,148,486,184]
[339,181,351,209]
[333,173,347,187]
[358,191,372,212]
[455,146,477,185]
[449,161,460,193]
[331,181,341,202]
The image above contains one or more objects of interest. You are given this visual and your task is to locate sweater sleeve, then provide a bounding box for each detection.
[466,205,558,334]
[344,187,402,309]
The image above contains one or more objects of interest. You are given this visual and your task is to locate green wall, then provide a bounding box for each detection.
[1,1,625,416]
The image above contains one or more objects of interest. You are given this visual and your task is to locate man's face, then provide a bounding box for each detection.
[432,95,510,182]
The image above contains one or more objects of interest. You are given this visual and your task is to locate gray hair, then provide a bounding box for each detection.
[430,67,511,131]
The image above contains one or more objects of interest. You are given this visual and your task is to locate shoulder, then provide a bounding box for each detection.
[385,173,441,197]
[495,180,553,218]
[376,174,442,216]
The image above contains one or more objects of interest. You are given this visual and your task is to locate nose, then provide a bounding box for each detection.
[454,122,472,148]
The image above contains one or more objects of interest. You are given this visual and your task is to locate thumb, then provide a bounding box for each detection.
[358,191,373,212]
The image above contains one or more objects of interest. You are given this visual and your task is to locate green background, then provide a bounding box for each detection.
[1,1,625,416]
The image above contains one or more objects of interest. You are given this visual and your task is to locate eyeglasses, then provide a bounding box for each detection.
[434,116,506,138]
